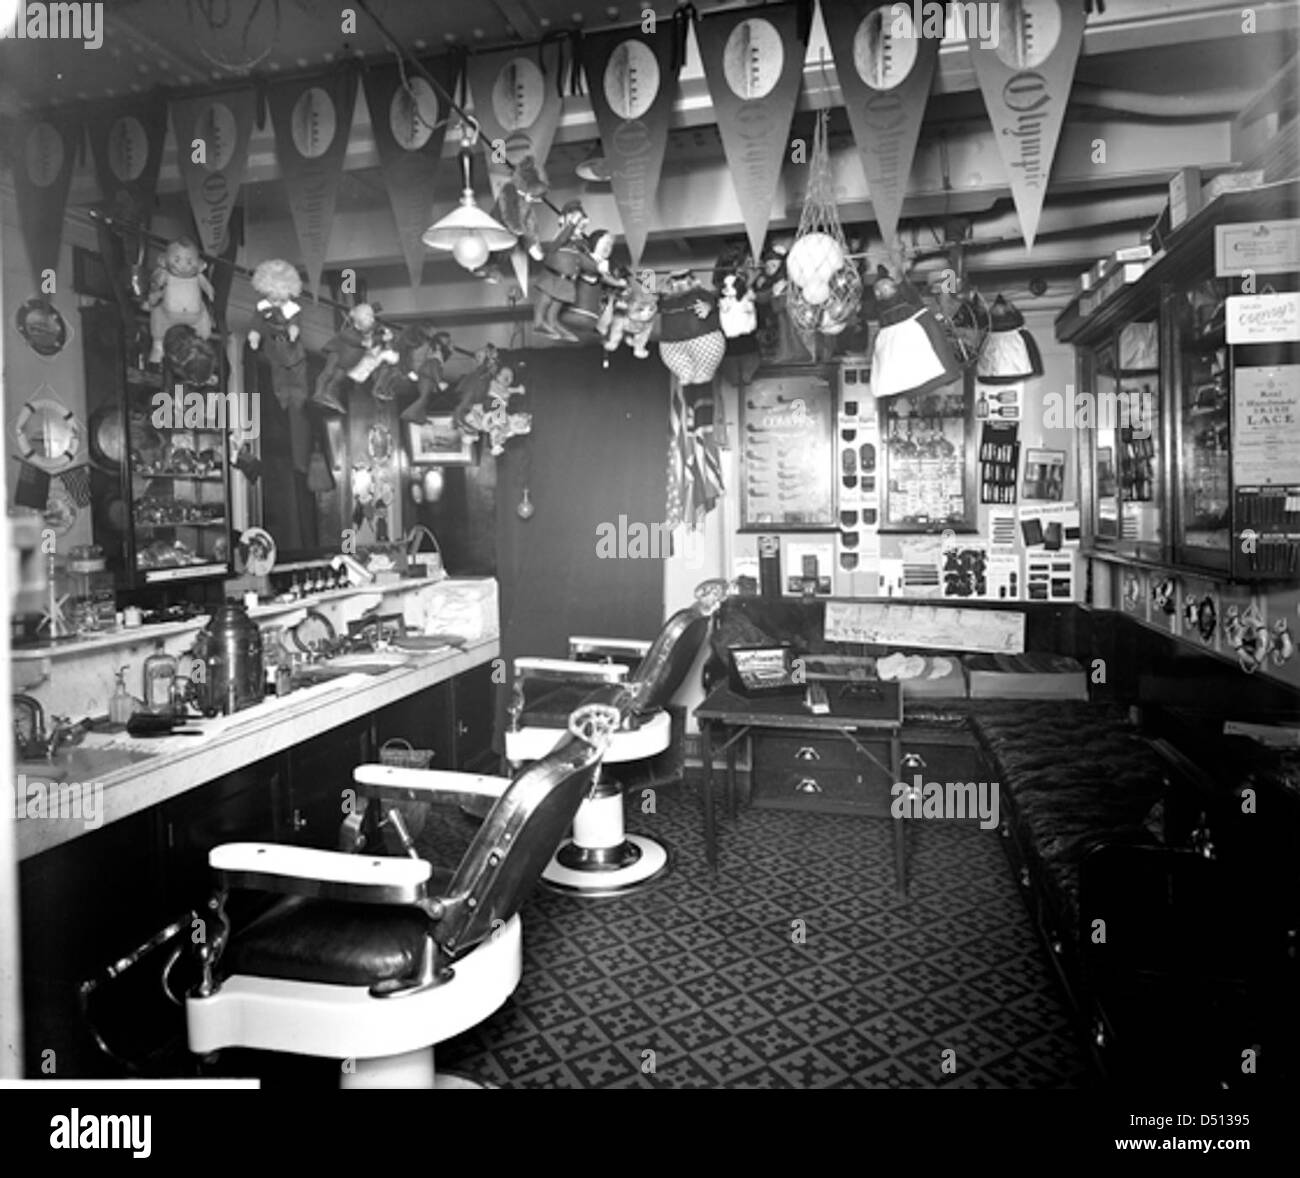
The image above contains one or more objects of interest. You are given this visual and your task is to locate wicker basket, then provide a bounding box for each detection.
[379,737,434,770]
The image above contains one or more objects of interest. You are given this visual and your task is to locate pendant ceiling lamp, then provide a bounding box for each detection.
[423,125,517,272]
[976,294,1043,383]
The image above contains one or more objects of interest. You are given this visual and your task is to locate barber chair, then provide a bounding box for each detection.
[506,579,728,897]
[185,702,621,1089]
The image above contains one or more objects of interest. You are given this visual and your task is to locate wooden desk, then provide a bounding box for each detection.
[695,681,907,892]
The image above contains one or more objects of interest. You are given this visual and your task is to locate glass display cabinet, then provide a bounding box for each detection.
[124,368,233,583]
[877,374,977,533]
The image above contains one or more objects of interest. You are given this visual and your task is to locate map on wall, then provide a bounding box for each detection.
[824,601,1026,653]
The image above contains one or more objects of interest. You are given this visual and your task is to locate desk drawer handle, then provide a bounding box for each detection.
[794,776,823,794]
[795,746,821,761]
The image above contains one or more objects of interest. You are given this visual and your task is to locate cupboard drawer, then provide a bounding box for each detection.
[752,763,894,815]
[753,733,861,771]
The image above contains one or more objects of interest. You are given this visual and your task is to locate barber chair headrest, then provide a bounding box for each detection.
[623,579,728,716]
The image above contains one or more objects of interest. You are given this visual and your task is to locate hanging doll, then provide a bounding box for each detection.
[657,269,726,388]
[460,365,532,456]
[395,329,456,423]
[452,343,501,427]
[599,274,659,359]
[492,155,550,263]
[714,241,759,387]
[312,303,399,415]
[146,237,214,364]
[532,199,590,342]
[560,229,628,340]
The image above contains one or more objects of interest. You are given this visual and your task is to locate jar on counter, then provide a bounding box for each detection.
[143,641,178,713]
[66,545,116,633]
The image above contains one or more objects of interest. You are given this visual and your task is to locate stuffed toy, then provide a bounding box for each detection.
[493,155,550,262]
[398,330,456,424]
[533,199,590,342]
[460,365,532,456]
[312,303,399,415]
[561,229,627,340]
[162,325,220,387]
[718,271,758,340]
[146,237,213,364]
[247,259,303,350]
[451,343,501,426]
[657,269,726,387]
[598,275,658,358]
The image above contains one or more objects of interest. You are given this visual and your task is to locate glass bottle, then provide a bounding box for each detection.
[143,642,178,713]
[109,667,136,726]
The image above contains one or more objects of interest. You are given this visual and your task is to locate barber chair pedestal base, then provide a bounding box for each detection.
[508,713,673,898]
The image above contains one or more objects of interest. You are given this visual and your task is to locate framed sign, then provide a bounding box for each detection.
[408,415,475,465]
[1215,220,1300,278]
[1232,365,1300,485]
[1225,293,1300,344]
[739,367,836,531]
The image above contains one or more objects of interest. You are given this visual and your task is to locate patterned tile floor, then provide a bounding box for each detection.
[428,780,1093,1089]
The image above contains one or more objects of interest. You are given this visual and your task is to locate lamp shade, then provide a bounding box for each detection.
[976,294,1042,383]
[423,142,516,256]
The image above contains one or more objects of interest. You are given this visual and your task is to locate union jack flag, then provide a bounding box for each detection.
[665,377,724,533]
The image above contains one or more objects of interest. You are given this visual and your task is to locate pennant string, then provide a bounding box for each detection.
[671,4,697,76]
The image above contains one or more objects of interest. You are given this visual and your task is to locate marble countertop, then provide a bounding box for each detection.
[16,637,499,861]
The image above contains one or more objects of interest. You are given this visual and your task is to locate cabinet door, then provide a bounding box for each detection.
[285,720,370,848]
[452,662,499,772]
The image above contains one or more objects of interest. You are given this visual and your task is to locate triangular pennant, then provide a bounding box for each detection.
[266,67,360,296]
[968,0,1086,251]
[8,108,81,288]
[465,42,565,199]
[822,1,939,250]
[582,23,682,270]
[169,86,258,256]
[696,3,808,262]
[362,55,460,288]
[87,96,168,227]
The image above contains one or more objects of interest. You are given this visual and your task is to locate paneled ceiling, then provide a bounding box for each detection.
[2,0,1297,320]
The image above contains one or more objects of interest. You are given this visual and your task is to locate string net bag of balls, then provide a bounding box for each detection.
[785,108,862,356]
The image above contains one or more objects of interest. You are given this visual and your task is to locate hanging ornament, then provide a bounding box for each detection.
[516,488,535,520]
[657,270,726,386]
[785,109,861,345]
[869,272,960,400]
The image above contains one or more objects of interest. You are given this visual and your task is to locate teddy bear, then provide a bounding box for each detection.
[532,199,590,342]
[146,237,213,364]
[598,275,658,359]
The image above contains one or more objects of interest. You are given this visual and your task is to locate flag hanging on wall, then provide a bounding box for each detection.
[822,0,939,252]
[169,86,258,257]
[581,23,682,270]
[466,42,565,198]
[695,2,808,263]
[6,109,81,288]
[969,0,1086,250]
[363,55,460,288]
[266,66,360,296]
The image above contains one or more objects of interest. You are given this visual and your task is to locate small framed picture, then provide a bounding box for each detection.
[408,415,474,464]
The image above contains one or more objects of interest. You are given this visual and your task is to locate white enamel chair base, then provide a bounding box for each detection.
[187,915,523,1089]
[541,833,671,897]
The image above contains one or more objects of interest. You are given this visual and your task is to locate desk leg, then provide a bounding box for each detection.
[726,739,738,822]
[891,731,907,897]
[701,720,717,876]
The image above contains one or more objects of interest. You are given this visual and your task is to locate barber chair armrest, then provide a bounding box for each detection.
[515,657,629,684]
[353,764,512,805]
[209,842,432,905]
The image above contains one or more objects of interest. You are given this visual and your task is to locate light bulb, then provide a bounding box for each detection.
[422,469,445,501]
[516,488,534,520]
[452,232,490,271]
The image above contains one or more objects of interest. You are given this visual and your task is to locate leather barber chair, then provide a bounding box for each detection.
[186,702,621,1089]
[506,579,728,897]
